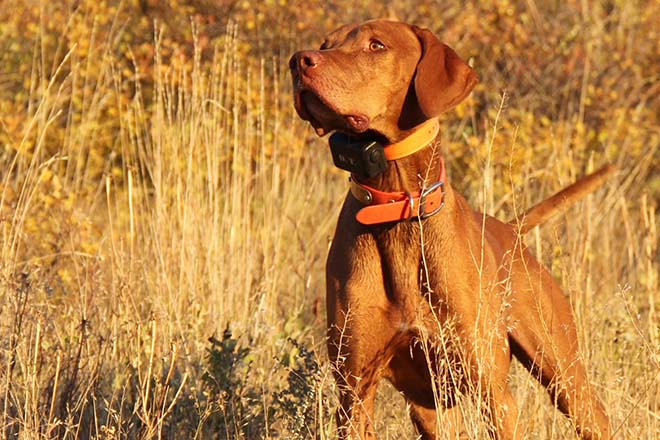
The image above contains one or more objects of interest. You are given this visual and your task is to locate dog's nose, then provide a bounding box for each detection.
[289,51,322,73]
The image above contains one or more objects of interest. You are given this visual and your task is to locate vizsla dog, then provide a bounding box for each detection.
[289,20,612,439]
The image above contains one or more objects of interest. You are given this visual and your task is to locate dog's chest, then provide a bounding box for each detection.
[371,223,453,309]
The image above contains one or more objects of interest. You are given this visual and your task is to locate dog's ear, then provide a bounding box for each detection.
[412,26,478,117]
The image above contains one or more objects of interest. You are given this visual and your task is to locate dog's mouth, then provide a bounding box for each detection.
[294,88,370,136]
[293,90,327,135]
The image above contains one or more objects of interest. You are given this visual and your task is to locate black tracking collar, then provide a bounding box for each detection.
[328,132,387,178]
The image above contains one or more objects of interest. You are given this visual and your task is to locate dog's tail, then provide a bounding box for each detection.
[510,164,617,234]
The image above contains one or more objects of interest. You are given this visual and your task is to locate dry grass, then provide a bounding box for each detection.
[0,0,658,439]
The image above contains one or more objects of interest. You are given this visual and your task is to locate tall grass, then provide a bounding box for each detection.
[0,1,658,439]
[0,15,341,438]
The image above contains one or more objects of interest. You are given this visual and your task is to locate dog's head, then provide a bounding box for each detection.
[289,20,478,141]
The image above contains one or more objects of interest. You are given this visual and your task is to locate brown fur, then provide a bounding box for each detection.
[289,20,612,439]
[513,164,617,234]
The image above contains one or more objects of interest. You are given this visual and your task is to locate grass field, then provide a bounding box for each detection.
[0,0,658,438]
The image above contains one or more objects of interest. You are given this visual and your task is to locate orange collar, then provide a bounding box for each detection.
[383,118,440,160]
[350,157,447,225]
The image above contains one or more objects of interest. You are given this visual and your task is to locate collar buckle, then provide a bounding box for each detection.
[419,181,445,219]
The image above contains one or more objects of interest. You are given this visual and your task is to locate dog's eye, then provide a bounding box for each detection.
[320,40,330,50]
[369,39,386,51]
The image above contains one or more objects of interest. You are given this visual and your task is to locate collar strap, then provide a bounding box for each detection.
[383,118,440,160]
[350,158,447,225]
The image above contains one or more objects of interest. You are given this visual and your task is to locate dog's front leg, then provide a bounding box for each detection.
[326,281,394,440]
[325,213,398,439]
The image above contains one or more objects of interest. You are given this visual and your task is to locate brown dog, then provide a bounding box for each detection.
[289,20,612,439]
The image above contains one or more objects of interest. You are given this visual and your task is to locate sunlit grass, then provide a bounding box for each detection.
[0,0,658,438]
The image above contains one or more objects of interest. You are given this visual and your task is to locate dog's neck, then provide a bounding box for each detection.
[353,121,447,195]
